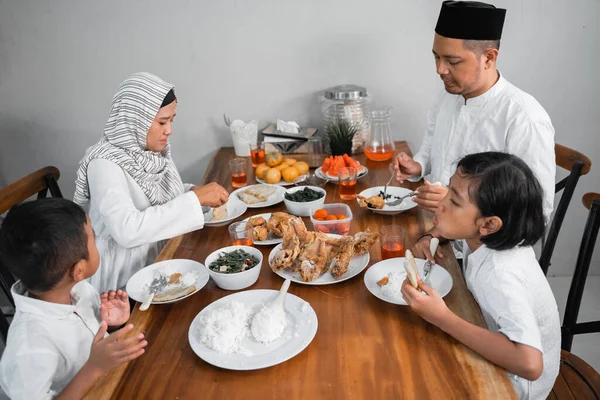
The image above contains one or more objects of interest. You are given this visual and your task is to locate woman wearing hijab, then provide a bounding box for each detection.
[74,72,228,293]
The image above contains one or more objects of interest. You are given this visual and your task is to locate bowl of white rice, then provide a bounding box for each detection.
[204,245,263,290]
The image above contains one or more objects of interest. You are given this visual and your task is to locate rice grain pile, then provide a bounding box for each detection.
[379,271,405,302]
[198,301,253,354]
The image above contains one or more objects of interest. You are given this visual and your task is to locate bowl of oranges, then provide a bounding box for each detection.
[309,204,353,235]
[255,152,310,186]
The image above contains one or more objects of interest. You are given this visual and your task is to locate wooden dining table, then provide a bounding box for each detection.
[86,141,517,399]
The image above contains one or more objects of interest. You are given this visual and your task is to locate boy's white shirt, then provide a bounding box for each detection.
[0,280,103,400]
[462,241,561,400]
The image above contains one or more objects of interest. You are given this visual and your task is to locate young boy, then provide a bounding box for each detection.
[0,198,147,399]
[402,152,560,400]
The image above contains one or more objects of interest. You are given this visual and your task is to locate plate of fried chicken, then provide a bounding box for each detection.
[241,212,296,246]
[268,216,378,285]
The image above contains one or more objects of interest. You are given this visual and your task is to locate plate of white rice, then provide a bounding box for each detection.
[363,257,453,306]
[188,289,318,370]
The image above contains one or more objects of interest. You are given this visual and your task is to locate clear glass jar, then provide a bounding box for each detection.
[319,85,371,154]
[364,107,395,161]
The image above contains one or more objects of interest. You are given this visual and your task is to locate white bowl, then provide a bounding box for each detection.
[283,186,327,217]
[204,245,262,290]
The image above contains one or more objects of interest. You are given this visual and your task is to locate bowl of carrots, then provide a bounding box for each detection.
[309,203,353,235]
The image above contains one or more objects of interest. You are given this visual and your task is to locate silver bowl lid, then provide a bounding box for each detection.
[324,85,368,100]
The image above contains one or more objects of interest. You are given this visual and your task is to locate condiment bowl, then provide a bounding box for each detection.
[204,245,263,290]
[283,185,327,217]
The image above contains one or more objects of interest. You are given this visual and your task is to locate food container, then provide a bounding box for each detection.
[319,85,371,154]
[204,245,262,290]
[309,203,353,235]
[283,186,327,217]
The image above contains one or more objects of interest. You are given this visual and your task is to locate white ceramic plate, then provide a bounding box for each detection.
[241,213,283,246]
[188,289,318,370]
[357,186,418,215]
[203,196,248,227]
[268,234,370,285]
[363,257,453,306]
[315,165,368,182]
[126,259,210,304]
[256,175,308,187]
[231,184,286,209]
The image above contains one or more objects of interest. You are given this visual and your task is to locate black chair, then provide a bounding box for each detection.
[539,144,592,276]
[561,193,600,352]
[0,166,63,342]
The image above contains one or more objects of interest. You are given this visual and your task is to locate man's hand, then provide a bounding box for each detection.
[393,152,422,183]
[192,182,229,208]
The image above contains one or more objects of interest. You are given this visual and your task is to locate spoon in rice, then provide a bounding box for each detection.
[251,279,291,344]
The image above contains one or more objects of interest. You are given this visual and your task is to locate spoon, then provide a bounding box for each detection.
[251,279,291,344]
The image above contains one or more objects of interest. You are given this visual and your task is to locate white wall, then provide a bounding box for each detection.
[0,0,598,276]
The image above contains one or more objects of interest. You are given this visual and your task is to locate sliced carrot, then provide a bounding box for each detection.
[335,214,346,220]
[325,215,337,221]
[314,209,328,219]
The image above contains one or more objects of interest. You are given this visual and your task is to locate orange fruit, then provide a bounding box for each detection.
[335,214,346,220]
[325,215,337,221]
[295,161,309,175]
[265,151,283,167]
[283,158,297,166]
[265,168,281,184]
[255,164,269,180]
[314,209,328,219]
[281,166,300,183]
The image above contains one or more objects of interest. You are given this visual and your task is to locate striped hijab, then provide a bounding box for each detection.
[73,72,184,207]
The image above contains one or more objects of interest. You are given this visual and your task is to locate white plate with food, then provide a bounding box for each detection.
[315,165,368,182]
[241,213,283,246]
[188,289,318,370]
[203,197,248,227]
[268,233,372,285]
[357,186,418,215]
[363,257,453,306]
[126,259,210,305]
[232,184,286,209]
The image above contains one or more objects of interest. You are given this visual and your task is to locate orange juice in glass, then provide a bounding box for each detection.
[229,221,254,246]
[250,143,265,167]
[379,225,406,260]
[229,158,247,188]
[339,167,357,200]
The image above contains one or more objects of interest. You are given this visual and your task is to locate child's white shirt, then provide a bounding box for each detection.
[0,281,102,399]
[462,241,561,400]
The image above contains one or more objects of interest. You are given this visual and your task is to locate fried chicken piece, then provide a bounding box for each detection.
[298,235,330,282]
[270,221,301,271]
[377,276,389,286]
[168,273,182,285]
[248,216,267,227]
[252,225,269,241]
[330,236,355,279]
[357,195,385,210]
[267,212,294,237]
[288,216,317,245]
[353,230,379,254]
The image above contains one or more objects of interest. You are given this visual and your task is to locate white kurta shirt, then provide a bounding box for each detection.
[87,158,205,292]
[413,75,556,221]
[0,281,102,400]
[463,242,561,400]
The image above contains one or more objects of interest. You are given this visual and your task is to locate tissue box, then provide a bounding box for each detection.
[262,124,318,154]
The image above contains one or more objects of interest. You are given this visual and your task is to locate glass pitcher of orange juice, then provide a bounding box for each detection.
[364,107,395,161]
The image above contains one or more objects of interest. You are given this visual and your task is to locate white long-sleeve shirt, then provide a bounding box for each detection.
[0,281,102,399]
[87,158,205,292]
[413,74,556,221]
[463,242,561,400]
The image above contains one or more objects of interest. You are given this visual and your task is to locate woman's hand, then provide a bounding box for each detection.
[412,181,447,213]
[192,182,229,207]
[100,290,130,327]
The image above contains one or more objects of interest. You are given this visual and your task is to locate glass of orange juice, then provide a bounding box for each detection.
[339,167,357,200]
[379,225,406,260]
[229,158,247,188]
[228,221,254,246]
[250,143,265,167]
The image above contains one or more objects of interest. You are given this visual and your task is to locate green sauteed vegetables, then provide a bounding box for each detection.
[209,249,259,274]
[285,187,324,203]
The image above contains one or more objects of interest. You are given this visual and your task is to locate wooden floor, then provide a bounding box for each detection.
[548,350,600,399]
